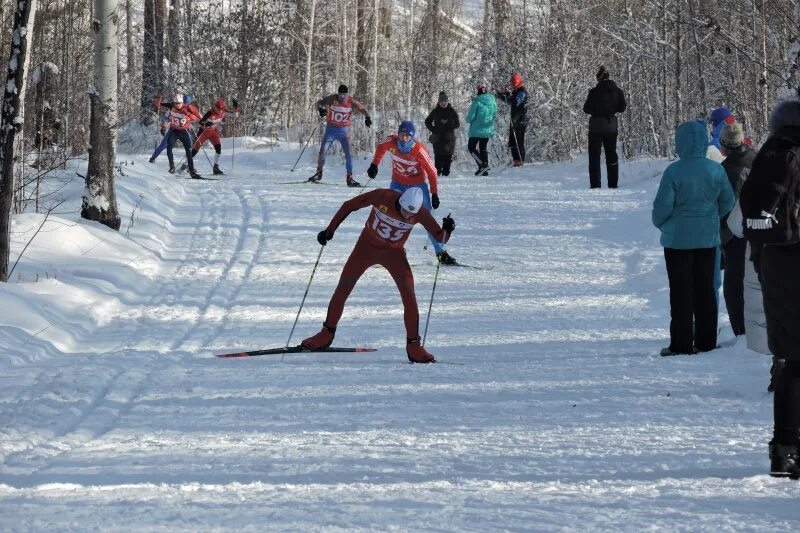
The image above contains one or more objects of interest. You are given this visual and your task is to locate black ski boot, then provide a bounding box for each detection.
[308,169,323,182]
[437,251,457,266]
[148,157,156,164]
[168,163,176,174]
[189,169,202,180]
[346,174,361,187]
[213,164,224,175]
[769,440,800,479]
[179,163,188,173]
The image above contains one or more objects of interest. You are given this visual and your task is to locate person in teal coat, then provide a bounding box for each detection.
[652,120,735,356]
[465,84,497,176]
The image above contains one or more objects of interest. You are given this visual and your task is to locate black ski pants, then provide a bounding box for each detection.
[432,141,455,176]
[722,236,747,336]
[774,360,800,444]
[167,129,195,172]
[588,131,619,188]
[664,247,718,353]
[468,137,489,169]
[509,124,526,162]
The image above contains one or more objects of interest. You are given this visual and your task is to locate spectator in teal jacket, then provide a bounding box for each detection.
[652,120,735,356]
[465,84,497,176]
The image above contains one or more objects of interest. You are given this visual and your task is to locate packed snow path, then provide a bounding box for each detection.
[1,145,798,530]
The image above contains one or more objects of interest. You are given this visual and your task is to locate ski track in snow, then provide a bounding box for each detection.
[1,145,799,531]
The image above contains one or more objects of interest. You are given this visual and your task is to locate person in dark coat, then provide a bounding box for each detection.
[495,72,528,166]
[739,97,800,479]
[424,92,460,176]
[583,66,627,188]
[719,122,756,337]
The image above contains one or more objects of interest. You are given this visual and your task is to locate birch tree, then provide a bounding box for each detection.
[0,0,37,282]
[82,0,120,231]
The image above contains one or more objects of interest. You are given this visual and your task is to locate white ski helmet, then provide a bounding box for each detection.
[174,92,184,104]
[398,187,423,214]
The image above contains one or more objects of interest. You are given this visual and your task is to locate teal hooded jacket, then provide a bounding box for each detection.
[652,120,735,249]
[466,93,497,139]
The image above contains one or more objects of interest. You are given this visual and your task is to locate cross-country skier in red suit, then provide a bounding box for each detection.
[192,97,239,175]
[155,92,203,179]
[301,187,456,363]
[367,120,457,265]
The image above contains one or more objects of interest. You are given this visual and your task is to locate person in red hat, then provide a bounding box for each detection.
[496,72,529,167]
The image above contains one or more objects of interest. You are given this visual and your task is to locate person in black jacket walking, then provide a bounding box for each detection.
[495,72,528,166]
[424,92,460,176]
[583,66,627,188]
[739,97,800,479]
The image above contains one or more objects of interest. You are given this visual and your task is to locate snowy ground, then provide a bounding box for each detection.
[1,138,799,531]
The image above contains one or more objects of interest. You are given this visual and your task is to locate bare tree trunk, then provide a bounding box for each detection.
[687,0,707,116]
[1,0,37,282]
[125,0,134,77]
[83,0,120,231]
[356,0,368,96]
[166,0,180,87]
[237,0,249,104]
[141,0,165,123]
[760,0,769,129]
[303,0,318,112]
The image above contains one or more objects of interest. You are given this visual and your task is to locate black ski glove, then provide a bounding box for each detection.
[318,107,327,118]
[367,163,378,179]
[442,215,455,234]
[317,230,333,246]
[365,115,372,128]
[231,98,239,109]
[431,193,440,210]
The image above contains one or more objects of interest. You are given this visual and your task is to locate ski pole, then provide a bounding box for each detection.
[291,121,320,172]
[283,244,325,357]
[191,125,215,167]
[232,113,236,170]
[422,217,450,347]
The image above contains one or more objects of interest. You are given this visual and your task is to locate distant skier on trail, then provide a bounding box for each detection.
[366,120,457,265]
[154,92,203,179]
[301,187,456,363]
[312,84,372,186]
[190,97,239,175]
[496,72,529,167]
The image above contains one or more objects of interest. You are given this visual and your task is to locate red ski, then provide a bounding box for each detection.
[216,345,377,358]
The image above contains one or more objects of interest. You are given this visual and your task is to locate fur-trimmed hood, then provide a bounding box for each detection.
[769,99,800,134]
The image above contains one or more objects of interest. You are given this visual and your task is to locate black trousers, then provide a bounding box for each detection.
[167,129,195,171]
[664,247,718,353]
[508,125,526,161]
[722,237,747,335]
[468,137,489,169]
[588,131,619,188]
[774,360,800,444]
[432,142,454,176]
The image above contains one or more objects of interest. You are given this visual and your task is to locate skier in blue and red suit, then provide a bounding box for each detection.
[312,84,372,186]
[154,92,202,178]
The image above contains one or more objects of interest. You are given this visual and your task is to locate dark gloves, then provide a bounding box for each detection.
[204,121,213,128]
[318,106,327,117]
[317,230,333,246]
[231,98,239,109]
[431,193,440,210]
[365,115,372,128]
[442,215,455,234]
[367,163,379,179]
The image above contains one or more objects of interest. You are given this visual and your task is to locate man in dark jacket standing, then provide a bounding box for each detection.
[583,66,627,188]
[424,92,460,176]
[719,122,756,336]
[496,72,528,166]
[740,97,800,479]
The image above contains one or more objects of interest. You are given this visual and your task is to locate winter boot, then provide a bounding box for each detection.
[308,169,323,182]
[213,164,224,175]
[148,157,156,164]
[436,250,457,266]
[474,165,484,176]
[406,337,435,363]
[513,160,524,167]
[346,173,362,187]
[189,169,202,180]
[301,322,336,350]
[179,163,188,173]
[168,163,176,174]
[769,440,800,479]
